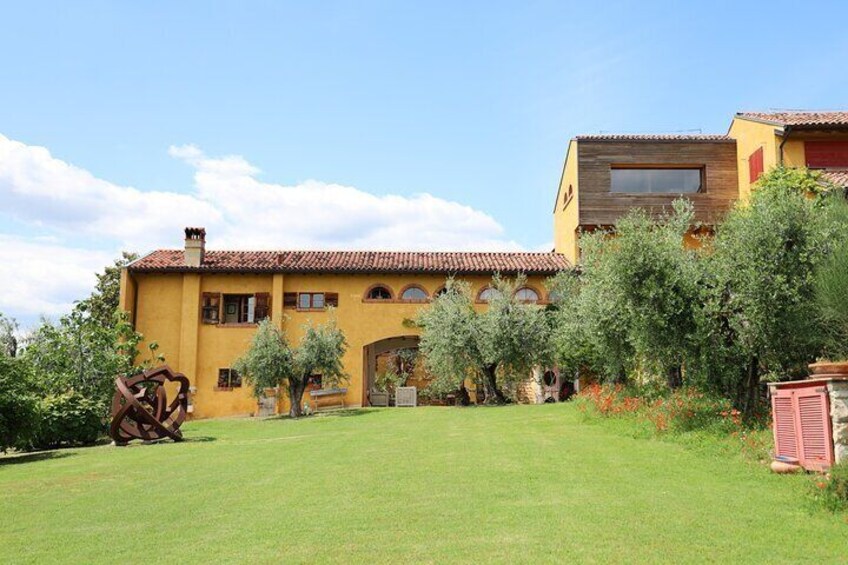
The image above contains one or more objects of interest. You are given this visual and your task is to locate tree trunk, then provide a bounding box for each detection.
[289,379,306,418]
[743,356,759,422]
[483,364,508,405]
[666,365,683,390]
[457,385,471,406]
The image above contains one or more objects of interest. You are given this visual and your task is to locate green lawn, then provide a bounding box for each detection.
[1,404,845,563]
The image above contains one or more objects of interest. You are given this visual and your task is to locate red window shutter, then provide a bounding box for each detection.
[326,293,339,307]
[283,292,297,308]
[795,388,833,471]
[749,147,764,184]
[254,293,270,321]
[772,390,798,460]
[772,385,834,472]
[806,140,848,168]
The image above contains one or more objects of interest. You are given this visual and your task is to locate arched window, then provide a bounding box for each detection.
[365,285,393,301]
[514,287,540,303]
[434,286,448,297]
[477,287,502,303]
[400,285,429,302]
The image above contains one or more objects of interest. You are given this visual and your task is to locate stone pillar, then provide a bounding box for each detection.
[827,380,848,463]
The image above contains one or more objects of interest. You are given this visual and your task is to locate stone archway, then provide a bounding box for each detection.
[362,335,420,406]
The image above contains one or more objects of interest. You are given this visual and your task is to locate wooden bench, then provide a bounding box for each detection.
[310,388,348,412]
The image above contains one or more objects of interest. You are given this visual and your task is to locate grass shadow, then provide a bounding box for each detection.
[183,436,217,443]
[263,408,376,421]
[0,450,74,466]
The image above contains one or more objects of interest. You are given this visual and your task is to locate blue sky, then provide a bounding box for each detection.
[2,0,848,326]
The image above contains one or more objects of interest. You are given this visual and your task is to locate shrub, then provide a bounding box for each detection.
[0,357,39,452]
[576,383,771,462]
[578,383,739,434]
[812,462,848,512]
[814,224,848,360]
[32,391,104,449]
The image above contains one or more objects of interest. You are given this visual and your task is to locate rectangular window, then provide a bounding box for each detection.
[223,294,253,324]
[217,368,242,389]
[202,292,269,325]
[610,167,703,193]
[285,292,338,309]
[298,292,325,310]
[749,147,764,184]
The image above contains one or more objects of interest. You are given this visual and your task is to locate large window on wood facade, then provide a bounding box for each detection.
[610,167,703,193]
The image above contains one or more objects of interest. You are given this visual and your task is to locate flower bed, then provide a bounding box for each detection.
[576,383,771,462]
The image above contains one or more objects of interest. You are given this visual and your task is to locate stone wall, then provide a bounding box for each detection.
[827,380,848,463]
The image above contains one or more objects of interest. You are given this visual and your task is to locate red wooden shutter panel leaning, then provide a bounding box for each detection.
[771,384,834,472]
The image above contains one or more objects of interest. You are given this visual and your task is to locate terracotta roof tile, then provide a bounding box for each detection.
[574,134,732,142]
[736,111,848,128]
[130,249,571,275]
[820,170,848,188]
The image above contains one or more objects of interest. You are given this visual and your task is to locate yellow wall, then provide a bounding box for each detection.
[122,270,554,419]
[727,117,783,201]
[553,139,580,263]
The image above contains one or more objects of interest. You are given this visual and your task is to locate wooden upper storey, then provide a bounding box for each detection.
[572,136,739,227]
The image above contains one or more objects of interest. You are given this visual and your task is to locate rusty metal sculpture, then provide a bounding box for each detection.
[110,365,190,445]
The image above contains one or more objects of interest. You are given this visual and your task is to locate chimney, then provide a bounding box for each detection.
[184,227,206,267]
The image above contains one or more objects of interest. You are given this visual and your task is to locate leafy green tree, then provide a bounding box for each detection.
[22,310,155,417]
[753,164,836,197]
[0,356,39,452]
[549,201,701,387]
[546,270,596,381]
[0,312,18,357]
[697,169,845,419]
[234,317,348,418]
[418,275,552,404]
[813,198,848,360]
[75,252,139,328]
[599,200,700,387]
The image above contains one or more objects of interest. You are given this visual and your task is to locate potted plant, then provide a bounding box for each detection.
[811,235,848,377]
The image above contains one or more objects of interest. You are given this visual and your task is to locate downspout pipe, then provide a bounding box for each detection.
[778,125,793,165]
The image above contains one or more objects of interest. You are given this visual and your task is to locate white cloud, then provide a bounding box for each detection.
[165,143,520,251]
[0,234,113,324]
[0,134,528,323]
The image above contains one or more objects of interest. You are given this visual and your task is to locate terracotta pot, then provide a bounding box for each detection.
[770,460,801,474]
[809,361,848,376]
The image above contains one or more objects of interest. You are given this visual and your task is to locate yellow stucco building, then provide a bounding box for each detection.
[121,110,848,418]
[120,232,569,418]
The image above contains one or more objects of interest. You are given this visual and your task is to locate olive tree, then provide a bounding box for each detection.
[549,200,700,387]
[697,168,845,419]
[234,317,347,418]
[417,275,552,404]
